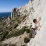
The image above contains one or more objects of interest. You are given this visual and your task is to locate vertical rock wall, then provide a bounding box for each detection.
[27,0,46,46]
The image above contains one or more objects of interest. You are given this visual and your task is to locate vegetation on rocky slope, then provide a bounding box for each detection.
[0,15,27,40]
[0,14,32,46]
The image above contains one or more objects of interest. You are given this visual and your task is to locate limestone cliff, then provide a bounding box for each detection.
[11,0,46,46]
[11,8,20,20]
[27,0,46,46]
[2,0,46,46]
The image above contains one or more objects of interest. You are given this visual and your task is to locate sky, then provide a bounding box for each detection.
[0,0,29,12]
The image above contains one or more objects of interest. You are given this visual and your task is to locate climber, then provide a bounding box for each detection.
[31,17,41,38]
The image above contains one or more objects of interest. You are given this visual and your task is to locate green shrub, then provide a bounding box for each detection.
[26,29,30,33]
[4,26,31,39]
[29,32,32,38]
[6,27,27,38]
[17,20,21,23]
[0,29,10,41]
[6,26,31,38]
[0,28,3,32]
[3,31,9,37]
[0,36,3,41]
[24,37,30,43]
[13,27,26,37]
[0,44,7,46]
[23,26,27,28]
[0,31,9,41]
[22,45,26,46]
[23,15,26,20]
[14,24,18,29]
[9,28,12,31]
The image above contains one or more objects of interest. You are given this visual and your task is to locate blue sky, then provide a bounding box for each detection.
[0,0,29,12]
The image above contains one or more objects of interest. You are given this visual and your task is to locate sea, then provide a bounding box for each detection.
[0,12,11,18]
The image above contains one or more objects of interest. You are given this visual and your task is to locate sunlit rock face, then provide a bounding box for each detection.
[27,0,46,46]
[1,0,46,45]
[11,0,46,45]
[16,0,46,46]
[17,0,43,29]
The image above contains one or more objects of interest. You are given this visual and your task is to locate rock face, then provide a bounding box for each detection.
[11,8,20,19]
[27,0,46,46]
[4,0,46,46]
[11,0,46,46]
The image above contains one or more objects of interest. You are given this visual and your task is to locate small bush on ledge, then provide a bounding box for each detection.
[29,32,32,38]
[24,37,30,43]
[14,24,18,29]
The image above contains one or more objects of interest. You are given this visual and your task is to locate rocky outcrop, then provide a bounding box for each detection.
[27,0,46,46]
[11,0,46,46]
[11,8,20,19]
[2,0,46,46]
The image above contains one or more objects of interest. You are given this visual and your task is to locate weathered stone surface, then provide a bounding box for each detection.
[11,8,20,19]
[27,0,46,46]
[12,0,46,46]
[2,0,46,46]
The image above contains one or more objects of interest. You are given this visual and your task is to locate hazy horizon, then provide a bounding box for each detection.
[0,0,29,12]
